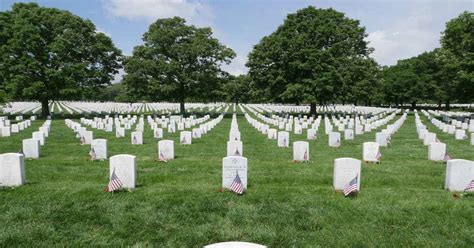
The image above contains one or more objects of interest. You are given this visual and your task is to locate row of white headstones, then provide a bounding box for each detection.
[415,112,474,191]
[0,115,37,137]
[1,108,473,193]
[3,101,230,115]
[422,109,474,144]
[0,109,229,187]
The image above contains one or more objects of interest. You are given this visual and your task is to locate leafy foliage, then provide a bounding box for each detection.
[0,3,122,116]
[247,6,372,111]
[123,17,235,113]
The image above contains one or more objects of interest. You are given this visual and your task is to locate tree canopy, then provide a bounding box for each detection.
[247,6,372,114]
[123,17,235,114]
[0,3,122,116]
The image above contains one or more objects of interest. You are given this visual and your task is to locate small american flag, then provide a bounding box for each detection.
[464,180,474,192]
[132,135,138,144]
[159,151,168,163]
[376,149,382,161]
[181,136,186,144]
[229,172,244,195]
[335,138,340,147]
[80,136,85,145]
[104,169,123,192]
[343,175,358,196]
[283,138,287,146]
[89,147,96,160]
[303,149,308,160]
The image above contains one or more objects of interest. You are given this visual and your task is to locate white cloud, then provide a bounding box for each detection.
[103,0,214,27]
[367,8,443,66]
[222,53,248,76]
[96,27,112,37]
[112,68,125,84]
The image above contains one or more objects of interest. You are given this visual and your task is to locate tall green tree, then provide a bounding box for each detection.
[342,57,380,105]
[441,11,474,105]
[247,6,371,114]
[0,3,122,117]
[123,17,235,114]
[221,75,253,104]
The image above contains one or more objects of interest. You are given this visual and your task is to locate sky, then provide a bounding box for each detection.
[1,0,472,79]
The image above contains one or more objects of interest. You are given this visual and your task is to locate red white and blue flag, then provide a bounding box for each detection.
[104,169,123,192]
[343,175,358,196]
[230,172,244,195]
[464,180,474,192]
[159,151,168,163]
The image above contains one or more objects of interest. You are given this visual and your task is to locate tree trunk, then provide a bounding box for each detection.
[41,99,50,118]
[445,99,450,111]
[437,100,442,109]
[180,101,185,115]
[310,102,316,116]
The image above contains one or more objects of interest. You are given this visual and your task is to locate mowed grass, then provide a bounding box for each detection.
[0,109,473,247]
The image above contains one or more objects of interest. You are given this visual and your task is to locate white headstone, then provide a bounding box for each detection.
[154,128,163,139]
[344,129,354,140]
[307,129,317,140]
[91,139,107,160]
[1,127,11,137]
[328,132,341,147]
[293,141,309,162]
[22,139,40,159]
[204,242,266,248]
[222,156,247,190]
[109,154,136,189]
[81,131,93,145]
[116,127,125,138]
[363,142,380,163]
[277,131,289,147]
[0,153,26,186]
[267,128,277,139]
[39,126,49,137]
[32,131,45,146]
[428,142,446,162]
[375,132,388,147]
[445,159,474,192]
[192,128,202,138]
[158,140,174,160]
[180,131,192,145]
[333,158,361,191]
[229,130,241,141]
[11,124,19,133]
[227,141,243,156]
[131,131,143,145]
[423,132,436,146]
[455,129,466,140]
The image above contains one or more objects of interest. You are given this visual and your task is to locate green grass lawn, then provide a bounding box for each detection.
[0,110,473,247]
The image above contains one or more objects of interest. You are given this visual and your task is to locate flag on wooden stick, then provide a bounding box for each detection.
[343,174,358,196]
[104,169,123,192]
[229,171,244,195]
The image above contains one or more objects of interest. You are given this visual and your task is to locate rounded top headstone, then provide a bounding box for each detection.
[204,241,266,248]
